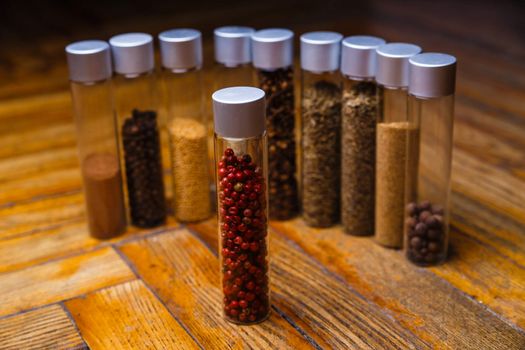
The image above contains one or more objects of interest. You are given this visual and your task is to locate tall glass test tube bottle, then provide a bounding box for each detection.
[159,28,211,222]
[375,43,421,247]
[110,33,167,228]
[404,53,456,266]
[252,28,298,220]
[66,40,126,239]
[300,31,343,227]
[340,35,385,236]
[213,87,270,324]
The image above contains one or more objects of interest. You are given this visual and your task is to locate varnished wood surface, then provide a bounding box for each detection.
[0,0,524,348]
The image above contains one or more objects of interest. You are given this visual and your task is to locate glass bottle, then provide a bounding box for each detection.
[109,33,167,228]
[300,31,343,227]
[213,26,255,88]
[213,87,270,324]
[159,28,211,222]
[374,43,421,248]
[340,35,385,236]
[404,53,457,266]
[252,28,298,220]
[65,40,126,239]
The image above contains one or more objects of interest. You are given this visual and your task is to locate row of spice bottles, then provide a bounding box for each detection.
[66,28,456,269]
[300,33,456,267]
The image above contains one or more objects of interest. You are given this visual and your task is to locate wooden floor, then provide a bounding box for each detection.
[0,0,524,349]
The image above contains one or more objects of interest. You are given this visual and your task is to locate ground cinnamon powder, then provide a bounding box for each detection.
[82,153,126,239]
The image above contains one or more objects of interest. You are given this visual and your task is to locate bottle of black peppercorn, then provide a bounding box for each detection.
[252,29,298,220]
[110,33,168,228]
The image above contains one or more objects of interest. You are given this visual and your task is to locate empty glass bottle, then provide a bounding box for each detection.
[213,87,270,324]
[159,28,211,222]
[404,53,456,266]
[300,31,343,227]
[374,43,421,248]
[110,33,167,228]
[66,40,126,239]
[252,28,298,220]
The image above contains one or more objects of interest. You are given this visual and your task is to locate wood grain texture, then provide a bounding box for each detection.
[189,219,428,349]
[0,248,135,317]
[119,228,314,350]
[272,219,525,349]
[0,304,86,350]
[65,280,199,349]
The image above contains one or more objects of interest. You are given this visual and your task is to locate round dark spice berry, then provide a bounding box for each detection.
[122,109,166,227]
[405,200,447,266]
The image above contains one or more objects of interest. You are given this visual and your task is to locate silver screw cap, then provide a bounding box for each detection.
[109,33,154,75]
[300,31,342,73]
[65,40,112,83]
[214,26,255,66]
[376,43,422,88]
[341,35,385,79]
[213,87,266,139]
[252,28,294,70]
[159,29,202,70]
[409,53,456,98]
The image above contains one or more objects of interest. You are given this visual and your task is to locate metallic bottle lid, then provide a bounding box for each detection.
[341,35,385,79]
[214,26,255,66]
[376,43,422,88]
[252,28,294,70]
[213,86,266,139]
[409,53,456,98]
[65,40,112,83]
[300,31,343,73]
[159,29,202,70]
[109,33,154,75]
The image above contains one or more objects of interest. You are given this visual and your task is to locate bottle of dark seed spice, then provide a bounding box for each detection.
[66,40,127,239]
[374,43,421,247]
[252,28,298,220]
[213,87,270,325]
[340,36,385,236]
[159,29,212,223]
[300,31,343,227]
[404,53,456,266]
[109,33,167,228]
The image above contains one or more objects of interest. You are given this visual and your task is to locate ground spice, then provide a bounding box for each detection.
[375,122,417,247]
[341,80,378,235]
[169,118,211,222]
[122,109,166,228]
[82,153,126,239]
[302,80,342,227]
[218,148,270,324]
[257,67,298,220]
[405,201,446,265]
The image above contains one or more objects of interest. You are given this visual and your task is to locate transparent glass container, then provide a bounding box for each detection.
[256,65,298,220]
[216,135,270,324]
[114,71,167,227]
[70,79,126,239]
[162,66,211,222]
[404,94,454,265]
[341,76,378,235]
[301,69,342,227]
[215,62,254,89]
[375,85,413,248]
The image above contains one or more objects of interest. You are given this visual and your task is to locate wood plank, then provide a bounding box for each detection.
[118,228,314,350]
[272,219,525,349]
[189,219,428,349]
[0,304,86,350]
[0,192,84,240]
[0,219,178,274]
[65,280,198,349]
[0,247,135,317]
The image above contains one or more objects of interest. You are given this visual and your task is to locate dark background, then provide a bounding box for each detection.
[0,0,523,101]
